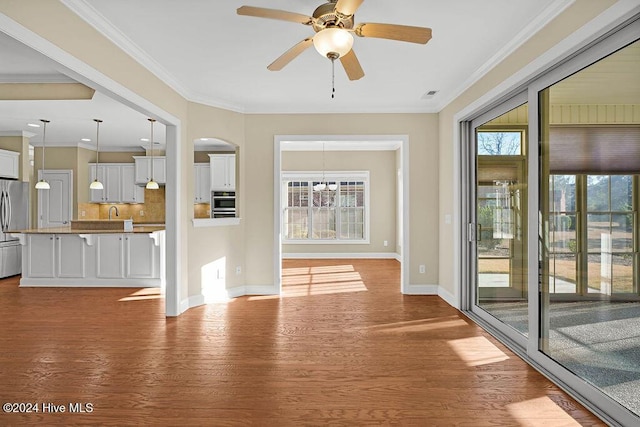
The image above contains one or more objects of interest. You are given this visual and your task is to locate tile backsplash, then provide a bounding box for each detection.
[79,187,166,223]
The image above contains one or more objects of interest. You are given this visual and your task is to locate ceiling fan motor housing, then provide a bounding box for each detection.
[312,2,355,33]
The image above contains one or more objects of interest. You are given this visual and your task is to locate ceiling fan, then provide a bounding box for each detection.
[237,0,432,81]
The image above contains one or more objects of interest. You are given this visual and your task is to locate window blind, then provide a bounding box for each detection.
[548,126,640,174]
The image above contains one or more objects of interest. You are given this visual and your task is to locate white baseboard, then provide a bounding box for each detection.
[19,278,161,287]
[438,286,459,309]
[283,252,399,259]
[403,284,439,295]
[182,285,280,311]
[244,285,279,295]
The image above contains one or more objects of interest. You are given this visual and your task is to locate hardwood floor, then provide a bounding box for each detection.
[0,259,603,426]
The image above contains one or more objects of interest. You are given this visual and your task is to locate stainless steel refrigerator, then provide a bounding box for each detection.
[0,179,29,278]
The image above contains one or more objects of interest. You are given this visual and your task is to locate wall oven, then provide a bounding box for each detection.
[211,191,236,218]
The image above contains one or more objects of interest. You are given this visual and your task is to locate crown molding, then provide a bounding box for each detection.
[0,130,36,138]
[435,0,575,112]
[60,1,192,100]
[0,74,76,83]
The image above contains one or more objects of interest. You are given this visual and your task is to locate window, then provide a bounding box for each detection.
[283,172,369,243]
[477,131,523,155]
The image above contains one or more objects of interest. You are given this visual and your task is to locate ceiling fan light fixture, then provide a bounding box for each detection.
[313,27,353,58]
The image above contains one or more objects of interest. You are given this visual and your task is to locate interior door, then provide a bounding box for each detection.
[38,170,72,228]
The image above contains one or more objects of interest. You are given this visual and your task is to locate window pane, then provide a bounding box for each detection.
[612,213,633,253]
[312,208,335,239]
[587,214,610,252]
[587,175,609,211]
[611,175,632,211]
[550,175,576,212]
[477,131,522,155]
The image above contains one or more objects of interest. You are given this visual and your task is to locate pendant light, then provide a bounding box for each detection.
[146,118,159,190]
[89,119,104,190]
[313,142,337,192]
[35,119,50,190]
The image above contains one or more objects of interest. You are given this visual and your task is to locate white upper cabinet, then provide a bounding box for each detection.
[209,154,235,191]
[134,156,166,185]
[194,163,211,203]
[89,163,143,204]
[0,149,20,179]
[121,164,145,203]
[89,164,121,203]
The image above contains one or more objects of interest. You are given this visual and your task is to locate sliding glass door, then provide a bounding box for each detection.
[538,39,640,417]
[469,96,529,339]
[463,18,640,425]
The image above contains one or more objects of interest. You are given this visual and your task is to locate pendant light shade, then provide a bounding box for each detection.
[35,119,50,190]
[90,119,104,190]
[146,118,159,190]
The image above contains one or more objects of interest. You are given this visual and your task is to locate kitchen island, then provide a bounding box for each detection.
[10,225,165,288]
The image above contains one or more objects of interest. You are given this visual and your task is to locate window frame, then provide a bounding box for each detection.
[282,171,370,245]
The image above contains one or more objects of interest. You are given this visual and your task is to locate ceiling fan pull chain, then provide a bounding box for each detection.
[331,57,336,99]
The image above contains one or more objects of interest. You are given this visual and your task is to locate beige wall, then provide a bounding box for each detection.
[282,150,397,255]
[437,0,618,298]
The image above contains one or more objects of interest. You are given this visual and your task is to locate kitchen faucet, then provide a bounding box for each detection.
[108,206,119,220]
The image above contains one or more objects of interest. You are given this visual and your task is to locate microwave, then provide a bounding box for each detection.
[212,191,236,214]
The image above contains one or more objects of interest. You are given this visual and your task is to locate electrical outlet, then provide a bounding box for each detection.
[139,210,145,216]
[236,266,242,275]
[383,240,388,247]
[81,210,86,217]
[419,265,426,274]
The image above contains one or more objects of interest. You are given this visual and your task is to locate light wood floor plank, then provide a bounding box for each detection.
[0,259,603,425]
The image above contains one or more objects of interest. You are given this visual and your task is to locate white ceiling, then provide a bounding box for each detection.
[0,0,574,148]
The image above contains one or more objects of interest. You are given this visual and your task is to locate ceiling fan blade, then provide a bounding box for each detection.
[267,38,314,71]
[355,23,432,44]
[237,6,313,25]
[334,0,364,16]
[339,49,364,81]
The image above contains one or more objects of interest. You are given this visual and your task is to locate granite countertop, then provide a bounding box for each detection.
[10,225,165,234]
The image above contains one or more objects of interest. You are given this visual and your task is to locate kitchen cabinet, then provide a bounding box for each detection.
[209,154,235,191]
[89,164,143,203]
[194,163,211,203]
[26,234,85,278]
[0,149,20,179]
[121,165,145,203]
[0,243,21,278]
[15,230,165,287]
[89,164,122,203]
[96,233,157,279]
[134,156,166,185]
[125,234,157,278]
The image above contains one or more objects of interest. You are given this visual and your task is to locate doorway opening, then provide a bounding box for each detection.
[274,136,410,295]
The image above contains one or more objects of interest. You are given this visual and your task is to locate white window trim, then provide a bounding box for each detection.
[282,171,370,245]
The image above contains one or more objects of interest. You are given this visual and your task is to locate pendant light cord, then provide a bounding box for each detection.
[149,118,155,181]
[41,119,49,175]
[94,119,102,176]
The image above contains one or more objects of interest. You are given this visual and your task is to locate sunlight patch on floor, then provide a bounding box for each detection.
[118,288,164,302]
[278,264,367,298]
[365,316,469,333]
[448,336,510,366]
[506,396,581,426]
